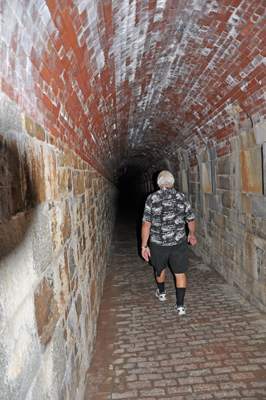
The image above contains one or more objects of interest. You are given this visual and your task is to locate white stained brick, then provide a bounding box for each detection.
[21,31,32,56]
[9,0,24,26]
[78,0,88,15]
[1,38,8,62]
[88,1,97,25]
[156,0,167,10]
[40,3,51,26]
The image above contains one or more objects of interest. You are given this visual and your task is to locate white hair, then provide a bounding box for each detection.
[157,170,174,186]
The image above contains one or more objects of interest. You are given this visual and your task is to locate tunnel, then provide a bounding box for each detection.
[1,0,266,398]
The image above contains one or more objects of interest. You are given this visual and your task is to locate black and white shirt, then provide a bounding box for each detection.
[142,187,195,246]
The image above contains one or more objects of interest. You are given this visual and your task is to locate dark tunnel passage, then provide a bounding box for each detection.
[1,0,266,398]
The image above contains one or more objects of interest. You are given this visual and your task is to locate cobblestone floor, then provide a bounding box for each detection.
[84,203,266,400]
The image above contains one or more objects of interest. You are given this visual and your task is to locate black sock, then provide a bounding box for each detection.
[176,287,186,306]
[157,282,165,293]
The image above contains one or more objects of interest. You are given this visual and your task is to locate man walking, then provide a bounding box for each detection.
[141,170,196,315]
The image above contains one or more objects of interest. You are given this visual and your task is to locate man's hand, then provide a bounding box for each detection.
[187,234,197,245]
[141,221,151,261]
[187,220,196,245]
[141,246,151,261]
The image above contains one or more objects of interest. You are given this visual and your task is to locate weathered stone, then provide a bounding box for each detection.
[93,178,99,195]
[235,193,251,214]
[237,211,246,226]
[263,142,266,195]
[207,193,218,212]
[221,191,234,209]
[34,273,60,346]
[72,197,83,229]
[257,219,266,241]
[68,245,77,282]
[72,171,85,197]
[251,196,266,220]
[182,169,188,193]
[30,321,66,400]
[217,155,231,175]
[235,237,245,267]
[190,181,196,196]
[59,151,65,167]
[29,145,46,205]
[217,175,230,190]
[251,280,266,307]
[0,93,22,134]
[44,147,58,201]
[254,121,266,144]
[239,129,256,150]
[36,123,45,141]
[240,148,263,194]
[60,200,71,245]
[0,217,36,332]
[214,213,226,230]
[7,139,23,214]
[74,154,79,169]
[64,146,73,167]
[201,162,212,194]
[48,133,59,148]
[0,135,13,222]
[51,211,61,254]
[21,113,36,138]
[253,241,265,282]
[30,203,53,275]
[56,252,70,310]
[75,293,82,320]
[0,186,11,222]
[90,279,97,313]
[85,172,91,190]
[0,296,40,400]
[59,169,69,195]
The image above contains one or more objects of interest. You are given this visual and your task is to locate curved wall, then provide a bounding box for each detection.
[0,93,117,400]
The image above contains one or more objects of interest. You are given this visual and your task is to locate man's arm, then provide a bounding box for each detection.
[187,220,197,245]
[141,221,151,261]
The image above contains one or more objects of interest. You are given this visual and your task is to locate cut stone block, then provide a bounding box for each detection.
[202,162,212,194]
[182,169,188,193]
[240,148,263,195]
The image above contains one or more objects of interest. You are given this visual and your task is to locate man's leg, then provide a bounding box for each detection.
[155,268,167,301]
[150,243,167,301]
[175,273,186,307]
[156,269,166,293]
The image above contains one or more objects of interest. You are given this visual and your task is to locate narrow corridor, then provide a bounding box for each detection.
[84,202,266,400]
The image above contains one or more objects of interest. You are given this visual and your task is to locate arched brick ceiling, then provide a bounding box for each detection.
[1,0,266,184]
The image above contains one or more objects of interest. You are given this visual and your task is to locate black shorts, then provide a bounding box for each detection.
[149,240,189,277]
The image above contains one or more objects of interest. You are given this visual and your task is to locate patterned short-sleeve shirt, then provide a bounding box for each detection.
[142,187,195,246]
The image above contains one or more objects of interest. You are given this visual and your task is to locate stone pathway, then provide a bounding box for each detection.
[84,204,266,400]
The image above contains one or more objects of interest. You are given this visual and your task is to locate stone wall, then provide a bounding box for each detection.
[0,93,118,400]
[185,107,266,314]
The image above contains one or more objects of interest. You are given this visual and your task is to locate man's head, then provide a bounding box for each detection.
[157,170,175,187]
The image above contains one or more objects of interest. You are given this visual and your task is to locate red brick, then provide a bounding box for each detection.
[46,0,57,16]
[50,124,59,138]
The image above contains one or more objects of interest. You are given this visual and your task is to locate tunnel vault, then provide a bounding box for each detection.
[1,0,266,399]
[1,0,266,185]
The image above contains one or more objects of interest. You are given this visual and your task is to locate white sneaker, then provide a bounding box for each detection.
[155,289,166,301]
[174,304,186,315]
